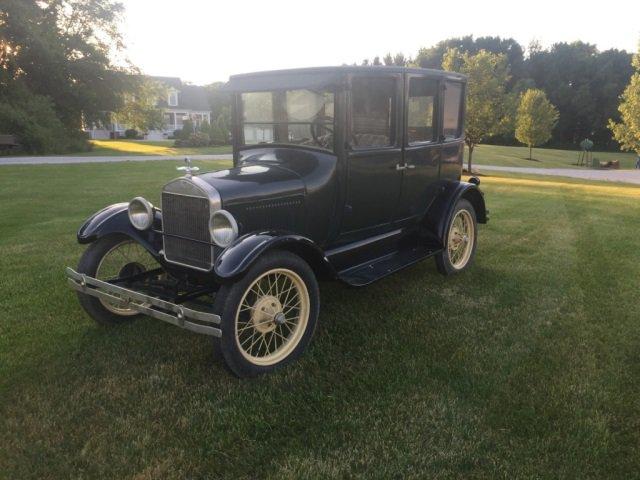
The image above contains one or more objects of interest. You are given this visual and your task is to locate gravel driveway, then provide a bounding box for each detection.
[476,165,640,185]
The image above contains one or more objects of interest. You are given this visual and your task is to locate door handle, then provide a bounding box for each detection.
[396,163,416,171]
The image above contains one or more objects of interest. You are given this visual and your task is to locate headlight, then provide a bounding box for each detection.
[209,210,238,247]
[128,197,154,231]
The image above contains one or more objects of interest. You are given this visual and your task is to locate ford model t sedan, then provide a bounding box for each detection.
[66,66,487,377]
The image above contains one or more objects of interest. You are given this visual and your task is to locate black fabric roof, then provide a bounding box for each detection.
[222,66,466,92]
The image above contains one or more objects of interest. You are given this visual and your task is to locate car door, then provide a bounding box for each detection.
[338,74,403,239]
[395,75,441,224]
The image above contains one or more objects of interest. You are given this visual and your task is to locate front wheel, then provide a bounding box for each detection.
[213,251,320,378]
[76,234,161,325]
[435,198,478,275]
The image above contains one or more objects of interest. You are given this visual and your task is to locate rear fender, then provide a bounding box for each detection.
[77,203,163,256]
[424,180,487,246]
[214,232,335,281]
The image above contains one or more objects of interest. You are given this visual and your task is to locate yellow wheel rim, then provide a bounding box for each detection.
[234,268,310,366]
[447,209,474,270]
[96,240,159,315]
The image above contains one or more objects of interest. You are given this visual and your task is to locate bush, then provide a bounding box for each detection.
[0,82,89,154]
[174,132,210,148]
[124,128,138,139]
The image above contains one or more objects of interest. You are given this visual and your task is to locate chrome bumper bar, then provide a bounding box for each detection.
[66,267,221,337]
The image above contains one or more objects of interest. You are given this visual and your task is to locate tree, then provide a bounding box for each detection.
[442,48,511,171]
[205,82,232,142]
[526,41,633,147]
[609,43,640,154]
[0,81,87,153]
[114,78,166,132]
[416,36,525,83]
[515,89,559,159]
[0,0,131,151]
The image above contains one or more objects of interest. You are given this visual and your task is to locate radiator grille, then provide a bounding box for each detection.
[162,192,213,270]
[163,236,212,271]
[162,193,210,241]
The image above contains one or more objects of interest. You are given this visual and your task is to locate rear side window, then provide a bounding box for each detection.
[407,77,438,144]
[443,81,463,140]
[350,77,396,148]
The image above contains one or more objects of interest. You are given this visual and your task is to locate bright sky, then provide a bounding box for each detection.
[121,0,639,85]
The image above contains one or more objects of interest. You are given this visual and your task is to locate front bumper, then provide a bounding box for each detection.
[66,267,221,337]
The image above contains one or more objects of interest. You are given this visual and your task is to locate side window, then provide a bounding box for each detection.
[443,82,463,140]
[351,77,396,148]
[407,77,437,144]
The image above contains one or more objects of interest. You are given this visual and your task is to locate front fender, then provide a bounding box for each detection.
[214,232,334,280]
[77,203,163,255]
[424,180,487,245]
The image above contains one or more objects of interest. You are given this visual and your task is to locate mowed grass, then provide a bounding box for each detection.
[1,160,640,479]
[69,139,232,157]
[472,143,637,169]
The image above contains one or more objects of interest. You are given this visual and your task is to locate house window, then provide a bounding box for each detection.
[164,112,174,128]
[168,91,178,107]
[175,114,187,127]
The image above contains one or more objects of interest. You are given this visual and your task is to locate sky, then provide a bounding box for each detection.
[121,0,640,85]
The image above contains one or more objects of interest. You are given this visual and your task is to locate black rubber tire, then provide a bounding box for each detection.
[212,250,320,378]
[435,198,478,276]
[76,234,142,325]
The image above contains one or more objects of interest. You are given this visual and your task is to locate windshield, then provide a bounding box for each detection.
[240,89,334,151]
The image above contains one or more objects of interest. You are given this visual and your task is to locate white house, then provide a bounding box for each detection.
[85,76,211,140]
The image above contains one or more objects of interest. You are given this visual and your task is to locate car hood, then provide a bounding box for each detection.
[196,163,305,207]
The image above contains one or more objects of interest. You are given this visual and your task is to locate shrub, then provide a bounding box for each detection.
[124,128,138,139]
[174,132,210,148]
[0,83,89,154]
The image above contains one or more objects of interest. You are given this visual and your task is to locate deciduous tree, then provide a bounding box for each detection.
[515,89,559,159]
[0,0,131,151]
[609,44,640,155]
[114,78,166,133]
[442,48,511,171]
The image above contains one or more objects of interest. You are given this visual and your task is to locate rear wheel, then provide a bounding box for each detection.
[213,251,320,378]
[76,234,160,325]
[435,198,477,275]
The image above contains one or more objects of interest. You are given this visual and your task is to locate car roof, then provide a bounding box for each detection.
[222,66,466,92]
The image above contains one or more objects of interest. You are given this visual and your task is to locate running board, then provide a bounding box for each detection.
[337,244,442,287]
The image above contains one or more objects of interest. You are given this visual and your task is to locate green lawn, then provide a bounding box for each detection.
[472,144,637,169]
[2,160,640,478]
[69,139,232,157]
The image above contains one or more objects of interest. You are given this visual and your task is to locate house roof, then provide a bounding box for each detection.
[150,76,210,111]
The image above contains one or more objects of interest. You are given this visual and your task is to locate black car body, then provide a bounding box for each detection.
[67,66,487,377]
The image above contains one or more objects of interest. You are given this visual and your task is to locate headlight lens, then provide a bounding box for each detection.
[128,197,154,231]
[209,210,238,247]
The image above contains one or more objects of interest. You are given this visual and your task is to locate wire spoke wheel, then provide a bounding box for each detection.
[447,209,475,270]
[95,239,159,315]
[234,268,310,366]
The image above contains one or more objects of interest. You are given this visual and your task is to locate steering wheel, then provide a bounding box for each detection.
[310,116,334,147]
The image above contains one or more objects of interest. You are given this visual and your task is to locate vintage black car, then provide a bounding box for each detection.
[66,66,487,377]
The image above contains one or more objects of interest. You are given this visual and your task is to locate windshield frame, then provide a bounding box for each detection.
[236,88,336,154]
